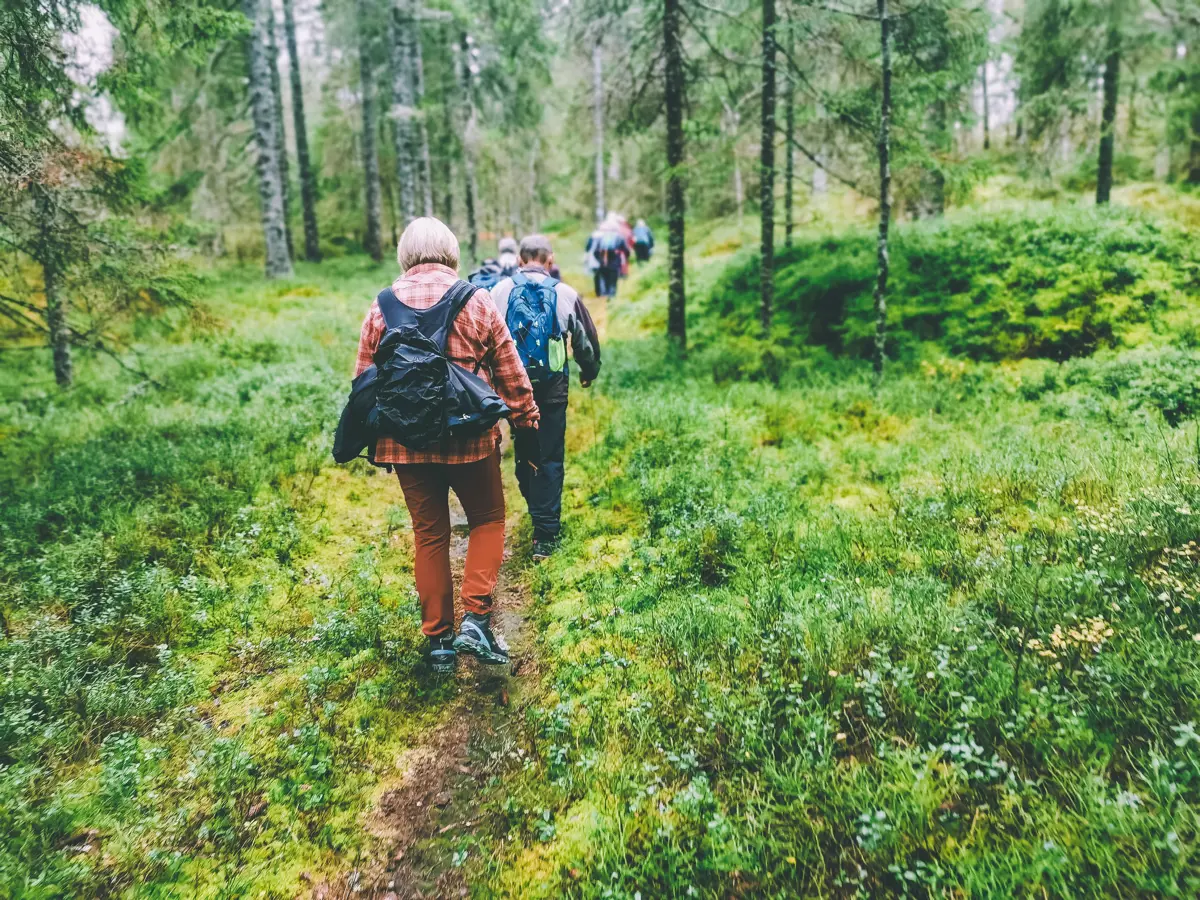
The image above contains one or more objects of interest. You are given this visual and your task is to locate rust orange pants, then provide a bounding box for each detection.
[395,451,505,638]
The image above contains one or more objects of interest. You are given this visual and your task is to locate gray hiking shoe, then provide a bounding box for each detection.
[453,613,510,666]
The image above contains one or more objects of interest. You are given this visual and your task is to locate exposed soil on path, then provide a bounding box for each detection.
[312,481,537,900]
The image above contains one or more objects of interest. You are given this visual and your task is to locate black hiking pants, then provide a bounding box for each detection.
[596,266,619,298]
[514,394,567,544]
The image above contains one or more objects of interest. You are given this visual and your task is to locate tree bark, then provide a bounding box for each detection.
[980,62,990,150]
[282,0,320,261]
[1189,104,1200,184]
[356,0,383,262]
[458,33,479,266]
[388,0,418,223]
[784,24,795,249]
[243,0,294,278]
[664,0,687,350]
[760,0,776,332]
[925,98,947,217]
[36,190,72,386]
[264,2,294,260]
[593,43,606,223]
[412,23,434,217]
[440,26,457,225]
[1096,23,1120,205]
[874,0,891,383]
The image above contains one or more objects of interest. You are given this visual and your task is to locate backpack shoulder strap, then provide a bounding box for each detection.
[510,270,528,288]
[376,287,407,331]
[443,279,480,321]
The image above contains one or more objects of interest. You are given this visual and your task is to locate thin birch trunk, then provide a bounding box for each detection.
[265,2,294,259]
[760,0,776,332]
[412,23,434,217]
[356,0,383,261]
[388,0,418,223]
[874,0,891,383]
[458,33,478,265]
[282,0,320,261]
[664,0,687,350]
[243,0,294,278]
[593,43,606,223]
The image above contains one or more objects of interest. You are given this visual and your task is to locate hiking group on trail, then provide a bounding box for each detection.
[585,212,652,298]
[334,216,603,674]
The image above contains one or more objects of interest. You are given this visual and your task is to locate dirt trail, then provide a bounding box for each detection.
[313,481,536,900]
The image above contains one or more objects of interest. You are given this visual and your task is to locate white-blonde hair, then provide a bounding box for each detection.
[397,217,460,271]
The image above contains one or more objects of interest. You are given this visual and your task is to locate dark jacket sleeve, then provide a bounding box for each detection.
[568,294,602,383]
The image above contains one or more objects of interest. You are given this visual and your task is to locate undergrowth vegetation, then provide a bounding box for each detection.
[4,205,1200,898]
[707,206,1200,368]
[478,213,1200,897]
[0,259,452,897]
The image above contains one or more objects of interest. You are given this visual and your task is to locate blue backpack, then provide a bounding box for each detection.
[469,259,515,291]
[505,272,566,383]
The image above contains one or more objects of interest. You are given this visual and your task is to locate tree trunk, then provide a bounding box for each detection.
[593,43,606,223]
[760,0,776,332]
[36,191,72,386]
[874,0,891,383]
[925,98,947,216]
[282,0,320,261]
[458,33,479,266]
[440,25,457,225]
[1096,23,1120,205]
[265,2,294,260]
[388,0,418,223]
[356,0,383,262]
[664,0,687,350]
[783,25,795,249]
[243,0,294,278]
[1189,104,1200,184]
[412,23,434,217]
[980,62,990,150]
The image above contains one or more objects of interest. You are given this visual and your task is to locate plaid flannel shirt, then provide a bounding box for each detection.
[354,263,540,465]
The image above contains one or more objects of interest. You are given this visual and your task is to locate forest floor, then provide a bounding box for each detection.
[4,196,1200,899]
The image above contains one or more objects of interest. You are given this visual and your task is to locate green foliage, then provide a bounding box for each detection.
[0,260,449,897]
[482,236,1200,897]
[708,206,1200,362]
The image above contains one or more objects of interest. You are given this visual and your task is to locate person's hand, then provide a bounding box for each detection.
[580,379,593,389]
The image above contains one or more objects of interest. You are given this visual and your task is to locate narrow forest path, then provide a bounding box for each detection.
[312,477,536,900]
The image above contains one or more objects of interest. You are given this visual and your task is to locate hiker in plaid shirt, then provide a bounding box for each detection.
[354,217,540,672]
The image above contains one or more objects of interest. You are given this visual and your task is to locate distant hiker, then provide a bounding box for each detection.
[491,234,602,560]
[586,227,627,298]
[632,219,654,263]
[353,217,540,674]
[467,236,520,291]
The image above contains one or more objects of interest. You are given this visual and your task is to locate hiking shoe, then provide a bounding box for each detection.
[531,540,558,562]
[428,634,457,675]
[453,613,510,666]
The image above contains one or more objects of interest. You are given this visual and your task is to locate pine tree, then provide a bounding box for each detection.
[665,0,687,350]
[874,0,892,383]
[760,0,777,332]
[356,0,384,261]
[282,0,320,260]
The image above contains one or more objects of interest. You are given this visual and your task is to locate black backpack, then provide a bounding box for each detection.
[332,280,510,462]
